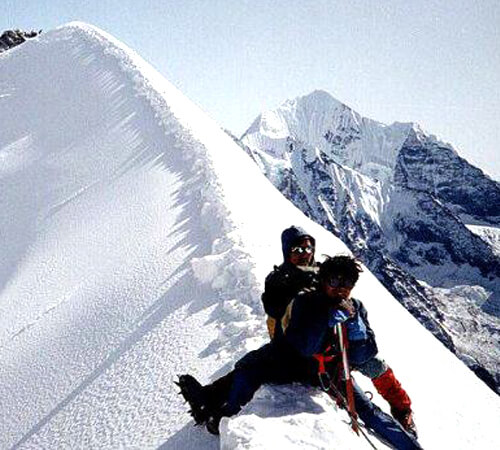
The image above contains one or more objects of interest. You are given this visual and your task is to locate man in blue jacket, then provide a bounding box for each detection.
[178,256,421,449]
[282,255,416,436]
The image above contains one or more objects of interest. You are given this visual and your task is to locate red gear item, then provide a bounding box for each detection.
[372,367,412,412]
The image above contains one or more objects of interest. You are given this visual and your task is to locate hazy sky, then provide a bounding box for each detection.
[3,0,499,179]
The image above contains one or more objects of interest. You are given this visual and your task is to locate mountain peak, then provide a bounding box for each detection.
[296,89,345,107]
[242,90,411,178]
[280,89,349,117]
[241,89,347,141]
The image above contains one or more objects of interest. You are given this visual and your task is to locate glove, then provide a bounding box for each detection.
[328,308,350,326]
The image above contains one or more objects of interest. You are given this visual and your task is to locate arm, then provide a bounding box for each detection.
[283,295,329,358]
[357,300,373,329]
[343,299,369,341]
[261,268,290,319]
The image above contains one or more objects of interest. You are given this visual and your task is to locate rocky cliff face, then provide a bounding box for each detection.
[394,128,500,224]
[0,29,41,53]
[240,90,500,394]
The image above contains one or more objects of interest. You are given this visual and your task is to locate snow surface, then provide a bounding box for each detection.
[467,225,500,257]
[1,22,499,449]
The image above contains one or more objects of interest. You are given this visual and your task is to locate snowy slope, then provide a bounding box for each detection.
[1,23,499,450]
[467,225,500,257]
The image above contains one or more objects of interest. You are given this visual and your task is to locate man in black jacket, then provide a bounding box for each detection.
[262,225,319,339]
[177,226,319,427]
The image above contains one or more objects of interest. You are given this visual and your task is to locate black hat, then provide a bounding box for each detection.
[281,226,315,261]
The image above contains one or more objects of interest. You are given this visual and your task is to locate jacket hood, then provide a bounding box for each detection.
[281,226,316,261]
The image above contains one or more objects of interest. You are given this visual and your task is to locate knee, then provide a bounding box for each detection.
[357,356,388,379]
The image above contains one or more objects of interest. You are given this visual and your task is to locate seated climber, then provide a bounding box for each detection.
[177,255,421,449]
[307,255,417,437]
[261,225,319,339]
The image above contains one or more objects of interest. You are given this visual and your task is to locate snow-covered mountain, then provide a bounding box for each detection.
[241,90,500,395]
[1,23,500,449]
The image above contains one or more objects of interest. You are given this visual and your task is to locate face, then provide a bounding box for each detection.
[322,275,355,300]
[288,238,315,267]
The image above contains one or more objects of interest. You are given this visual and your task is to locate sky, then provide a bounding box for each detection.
[3,0,499,179]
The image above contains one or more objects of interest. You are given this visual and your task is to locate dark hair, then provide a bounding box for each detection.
[319,255,362,285]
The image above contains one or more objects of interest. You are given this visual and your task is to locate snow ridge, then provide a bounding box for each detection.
[0,22,268,448]
[62,22,266,360]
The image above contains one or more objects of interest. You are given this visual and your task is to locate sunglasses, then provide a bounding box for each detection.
[327,277,355,289]
[290,245,314,255]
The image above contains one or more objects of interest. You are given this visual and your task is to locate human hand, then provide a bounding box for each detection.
[328,308,350,326]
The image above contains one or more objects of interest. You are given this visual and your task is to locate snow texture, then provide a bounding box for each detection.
[0,22,499,449]
[467,225,500,257]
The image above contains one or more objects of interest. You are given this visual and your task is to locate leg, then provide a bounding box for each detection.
[352,382,422,450]
[185,343,298,435]
[356,357,416,436]
[224,342,292,415]
[177,368,248,432]
[354,355,388,379]
[203,372,234,410]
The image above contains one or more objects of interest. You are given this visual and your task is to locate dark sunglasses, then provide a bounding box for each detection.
[327,277,355,288]
[290,245,314,255]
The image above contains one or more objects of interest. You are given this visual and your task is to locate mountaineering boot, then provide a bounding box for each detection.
[205,402,236,436]
[391,407,418,438]
[176,374,211,425]
[202,372,234,412]
[206,413,222,435]
[372,367,417,437]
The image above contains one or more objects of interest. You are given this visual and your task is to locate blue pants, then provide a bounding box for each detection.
[351,382,422,449]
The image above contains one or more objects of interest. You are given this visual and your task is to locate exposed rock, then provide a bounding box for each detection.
[0,29,41,53]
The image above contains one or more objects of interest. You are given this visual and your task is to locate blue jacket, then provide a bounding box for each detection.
[283,290,378,367]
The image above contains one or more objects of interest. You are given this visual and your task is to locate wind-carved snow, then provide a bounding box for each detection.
[241,90,500,395]
[0,22,269,448]
[1,22,500,450]
[220,384,391,450]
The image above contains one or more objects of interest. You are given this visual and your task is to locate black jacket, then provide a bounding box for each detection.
[261,262,319,338]
[262,225,318,339]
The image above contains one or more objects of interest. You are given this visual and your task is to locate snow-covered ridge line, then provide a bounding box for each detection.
[1,21,278,448]
[241,90,464,186]
[57,22,266,358]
